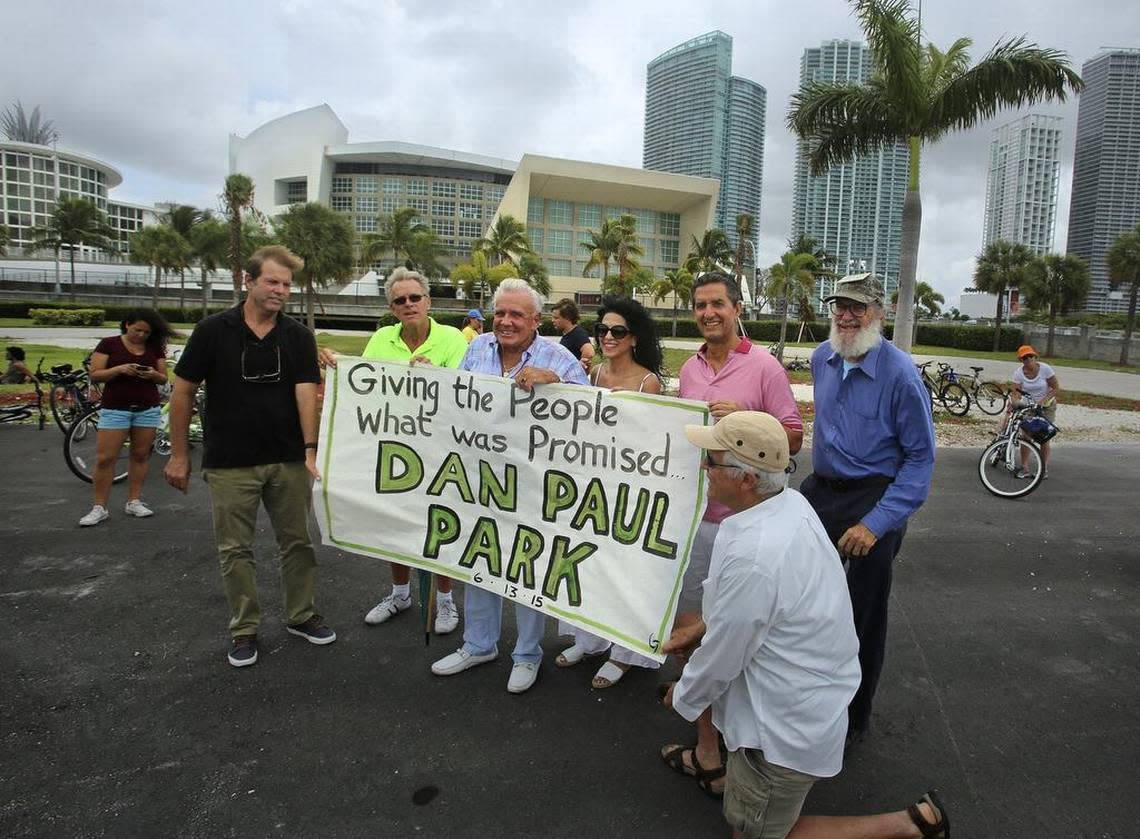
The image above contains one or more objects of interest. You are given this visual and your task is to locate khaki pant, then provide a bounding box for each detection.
[205,462,317,637]
[723,748,817,839]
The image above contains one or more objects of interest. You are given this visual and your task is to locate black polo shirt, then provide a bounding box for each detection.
[175,304,320,469]
[559,325,592,360]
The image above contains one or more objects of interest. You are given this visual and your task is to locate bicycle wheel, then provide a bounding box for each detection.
[938,382,970,416]
[975,382,1007,415]
[64,411,130,484]
[978,438,1043,498]
[50,384,83,432]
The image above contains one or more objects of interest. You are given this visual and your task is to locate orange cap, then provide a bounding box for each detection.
[1017,344,1037,359]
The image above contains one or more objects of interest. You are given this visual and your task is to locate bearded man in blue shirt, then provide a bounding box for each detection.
[799,274,935,748]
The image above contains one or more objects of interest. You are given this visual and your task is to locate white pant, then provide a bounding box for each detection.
[557,620,660,669]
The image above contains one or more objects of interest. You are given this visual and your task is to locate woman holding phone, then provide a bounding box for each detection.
[79,309,174,526]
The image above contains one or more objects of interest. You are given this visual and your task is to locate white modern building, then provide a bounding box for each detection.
[0,140,157,261]
[957,288,1020,320]
[982,114,1062,255]
[229,105,720,303]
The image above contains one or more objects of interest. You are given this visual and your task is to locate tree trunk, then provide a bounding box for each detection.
[893,140,922,354]
[992,286,1005,353]
[306,282,315,332]
[152,266,161,309]
[777,293,789,362]
[671,299,678,337]
[201,267,210,320]
[1047,304,1057,357]
[179,268,186,312]
[68,248,77,302]
[230,213,243,305]
[1121,285,1138,366]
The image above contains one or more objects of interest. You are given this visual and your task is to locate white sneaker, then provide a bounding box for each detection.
[364,592,412,625]
[434,599,460,634]
[79,506,109,527]
[431,647,497,676]
[507,662,539,694]
[124,499,154,518]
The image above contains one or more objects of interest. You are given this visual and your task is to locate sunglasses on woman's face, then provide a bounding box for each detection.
[594,324,631,340]
[391,293,425,306]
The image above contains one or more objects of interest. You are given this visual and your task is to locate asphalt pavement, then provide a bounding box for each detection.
[1,424,1136,838]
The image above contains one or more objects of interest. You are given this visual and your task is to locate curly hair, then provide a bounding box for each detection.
[594,296,664,380]
[120,309,175,353]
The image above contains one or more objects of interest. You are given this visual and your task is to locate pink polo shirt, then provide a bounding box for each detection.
[679,337,803,523]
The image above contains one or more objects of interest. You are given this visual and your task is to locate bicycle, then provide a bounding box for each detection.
[977,398,1058,498]
[916,361,970,416]
[936,363,1007,416]
[0,362,46,430]
[39,354,102,432]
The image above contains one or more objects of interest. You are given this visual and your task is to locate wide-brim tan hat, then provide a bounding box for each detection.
[684,411,789,473]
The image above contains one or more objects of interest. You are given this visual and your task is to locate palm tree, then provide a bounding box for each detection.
[1021,253,1091,357]
[766,251,818,360]
[28,198,114,300]
[450,251,516,309]
[974,239,1032,352]
[130,224,191,308]
[474,214,532,267]
[404,228,447,279]
[361,207,429,270]
[786,234,834,316]
[788,0,1082,353]
[580,218,621,282]
[1106,223,1140,366]
[891,280,945,330]
[611,214,644,295]
[685,228,732,275]
[189,217,229,318]
[162,205,207,310]
[517,252,552,297]
[222,174,255,304]
[273,203,356,331]
[652,267,694,337]
[1,102,59,145]
[733,213,756,302]
[0,223,9,256]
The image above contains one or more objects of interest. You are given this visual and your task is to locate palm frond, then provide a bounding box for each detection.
[790,81,905,174]
[854,0,922,107]
[929,38,1083,135]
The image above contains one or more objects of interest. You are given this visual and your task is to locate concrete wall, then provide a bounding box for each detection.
[1022,323,1139,362]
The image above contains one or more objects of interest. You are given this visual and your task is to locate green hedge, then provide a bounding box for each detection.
[28,308,106,326]
[914,322,1023,351]
[0,300,225,324]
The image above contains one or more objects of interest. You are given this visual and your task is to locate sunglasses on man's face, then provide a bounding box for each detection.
[595,324,632,340]
[391,293,425,307]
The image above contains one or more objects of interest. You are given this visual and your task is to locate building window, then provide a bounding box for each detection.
[547,229,572,256]
[660,239,679,265]
[547,200,572,226]
[659,212,680,236]
[358,196,378,213]
[285,180,307,204]
[332,176,352,193]
[407,179,428,196]
[527,197,544,225]
[357,176,378,194]
[383,177,402,194]
[548,258,572,275]
[638,237,655,263]
[459,202,481,220]
[431,218,455,237]
[529,227,544,252]
[458,220,483,238]
[635,209,655,235]
[459,183,483,201]
[407,198,429,214]
[432,200,455,217]
[576,204,601,228]
[432,180,456,198]
[486,185,505,204]
[381,196,399,214]
[331,195,352,212]
[355,215,377,233]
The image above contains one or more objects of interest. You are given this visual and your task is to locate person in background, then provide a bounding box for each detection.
[431,278,590,695]
[799,274,935,750]
[2,346,36,384]
[319,267,468,635]
[1009,344,1059,479]
[461,309,484,343]
[165,245,335,668]
[556,295,664,689]
[78,309,173,527]
[664,411,949,839]
[551,298,595,368]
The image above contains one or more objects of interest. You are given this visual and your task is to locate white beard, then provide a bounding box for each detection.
[830,318,883,360]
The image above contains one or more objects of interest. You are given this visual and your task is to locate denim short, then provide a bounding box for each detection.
[97,406,162,430]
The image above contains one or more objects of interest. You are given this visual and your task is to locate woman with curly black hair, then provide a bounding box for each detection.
[556,295,665,688]
[78,309,175,526]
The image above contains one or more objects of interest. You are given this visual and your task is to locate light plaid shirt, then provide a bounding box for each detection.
[460,332,589,385]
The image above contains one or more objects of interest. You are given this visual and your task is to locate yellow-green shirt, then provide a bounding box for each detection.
[362,318,468,367]
[461,325,480,343]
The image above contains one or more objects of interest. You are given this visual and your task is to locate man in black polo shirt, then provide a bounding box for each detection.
[165,245,336,668]
[550,298,595,367]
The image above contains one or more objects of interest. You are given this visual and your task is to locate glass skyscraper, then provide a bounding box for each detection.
[790,40,909,310]
[1066,49,1140,314]
[643,31,766,258]
[983,114,1062,256]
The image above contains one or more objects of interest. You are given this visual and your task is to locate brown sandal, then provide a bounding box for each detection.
[659,744,725,799]
[907,789,949,838]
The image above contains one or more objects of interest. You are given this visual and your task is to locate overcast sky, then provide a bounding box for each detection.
[5,0,1138,306]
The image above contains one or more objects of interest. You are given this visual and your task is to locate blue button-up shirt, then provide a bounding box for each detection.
[460,332,589,385]
[810,338,935,537]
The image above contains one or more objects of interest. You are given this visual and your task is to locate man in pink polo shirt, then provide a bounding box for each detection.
[662,271,803,798]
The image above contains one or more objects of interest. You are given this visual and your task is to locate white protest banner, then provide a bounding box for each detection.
[314,358,709,661]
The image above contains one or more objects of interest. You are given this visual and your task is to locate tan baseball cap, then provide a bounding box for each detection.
[684,411,789,473]
[823,273,884,307]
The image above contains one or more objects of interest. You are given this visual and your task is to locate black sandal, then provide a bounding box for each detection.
[907,789,949,838]
[659,745,725,799]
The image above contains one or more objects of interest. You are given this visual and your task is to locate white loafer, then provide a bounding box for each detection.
[431,647,497,676]
[507,662,539,694]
